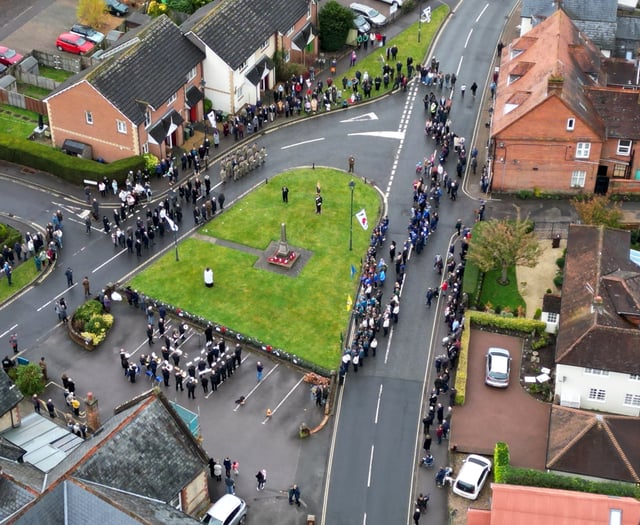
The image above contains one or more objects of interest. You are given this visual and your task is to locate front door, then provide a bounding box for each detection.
[594,165,609,194]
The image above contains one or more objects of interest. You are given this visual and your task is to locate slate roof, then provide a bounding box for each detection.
[556,224,640,375]
[0,370,23,415]
[66,390,207,503]
[616,15,640,40]
[521,0,558,19]
[586,87,640,140]
[561,0,617,23]
[492,10,605,137]
[542,293,561,314]
[50,15,204,126]
[0,476,37,522]
[182,0,310,70]
[546,405,640,483]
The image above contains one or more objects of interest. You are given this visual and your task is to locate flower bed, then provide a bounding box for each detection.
[70,299,114,350]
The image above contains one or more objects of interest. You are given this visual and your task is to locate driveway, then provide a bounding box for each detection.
[450,329,550,469]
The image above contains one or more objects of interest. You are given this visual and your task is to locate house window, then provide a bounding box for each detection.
[144,110,151,128]
[584,368,608,376]
[260,39,269,50]
[237,60,247,72]
[284,50,290,63]
[507,75,521,85]
[588,388,606,402]
[510,48,523,59]
[235,85,243,98]
[546,312,558,323]
[575,142,590,159]
[612,164,627,178]
[286,26,294,36]
[630,374,640,381]
[610,510,622,525]
[167,93,177,105]
[85,111,93,125]
[186,66,197,82]
[141,142,149,154]
[617,139,632,156]
[570,170,586,188]
[116,120,127,134]
[307,5,311,19]
[623,393,640,407]
[566,118,575,131]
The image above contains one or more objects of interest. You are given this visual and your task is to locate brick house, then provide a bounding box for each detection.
[45,15,205,163]
[555,224,640,416]
[182,0,318,115]
[491,9,640,194]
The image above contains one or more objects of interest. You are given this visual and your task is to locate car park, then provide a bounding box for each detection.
[353,14,371,34]
[201,494,247,525]
[485,347,511,388]
[105,0,129,16]
[56,33,95,55]
[70,24,105,45]
[350,3,387,27]
[0,46,24,66]
[452,454,492,500]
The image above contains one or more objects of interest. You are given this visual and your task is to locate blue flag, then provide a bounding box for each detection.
[350,264,357,279]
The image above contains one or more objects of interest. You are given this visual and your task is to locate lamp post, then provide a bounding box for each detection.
[200,78,207,141]
[349,179,355,251]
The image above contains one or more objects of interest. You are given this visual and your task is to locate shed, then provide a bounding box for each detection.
[62,139,93,159]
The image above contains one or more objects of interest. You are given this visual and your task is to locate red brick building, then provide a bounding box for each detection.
[490,9,640,194]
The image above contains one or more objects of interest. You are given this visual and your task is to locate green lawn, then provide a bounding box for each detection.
[38,66,75,82]
[478,267,526,315]
[0,259,40,303]
[17,83,51,100]
[129,168,382,370]
[0,111,37,137]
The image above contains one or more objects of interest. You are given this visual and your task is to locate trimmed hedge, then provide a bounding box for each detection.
[0,133,145,184]
[0,223,22,248]
[462,257,482,308]
[469,310,546,336]
[453,324,470,405]
[493,442,510,483]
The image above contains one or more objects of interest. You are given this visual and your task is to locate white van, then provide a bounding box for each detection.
[201,494,247,525]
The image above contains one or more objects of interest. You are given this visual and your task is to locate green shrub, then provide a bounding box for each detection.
[553,274,563,288]
[453,325,470,405]
[555,256,565,269]
[73,300,113,347]
[493,442,510,483]
[501,467,640,498]
[533,308,542,320]
[0,223,22,248]
[469,310,546,335]
[531,334,549,350]
[14,363,45,396]
[401,0,415,12]
[517,190,534,200]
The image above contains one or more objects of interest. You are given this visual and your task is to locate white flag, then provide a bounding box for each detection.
[355,209,369,230]
[165,216,179,232]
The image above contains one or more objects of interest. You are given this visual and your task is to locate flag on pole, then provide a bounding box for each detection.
[350,264,357,279]
[164,216,179,232]
[355,209,369,230]
[346,294,353,312]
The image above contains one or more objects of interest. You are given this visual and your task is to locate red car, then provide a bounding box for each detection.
[56,33,95,55]
[0,46,24,66]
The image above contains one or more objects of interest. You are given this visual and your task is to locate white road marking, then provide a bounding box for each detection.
[281,138,325,150]
[92,248,127,273]
[476,3,489,23]
[464,29,473,49]
[456,55,464,76]
[367,445,374,487]
[0,323,18,338]
[348,131,405,140]
[233,363,279,411]
[261,376,305,424]
[363,513,367,525]
[374,384,383,424]
[340,112,379,123]
[37,286,76,312]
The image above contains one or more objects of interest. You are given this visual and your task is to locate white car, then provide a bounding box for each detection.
[452,454,492,500]
[201,494,247,525]
[485,347,511,388]
[378,0,403,6]
[350,3,388,27]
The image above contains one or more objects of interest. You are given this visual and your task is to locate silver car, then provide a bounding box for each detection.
[350,3,387,27]
[485,347,511,388]
[353,14,371,34]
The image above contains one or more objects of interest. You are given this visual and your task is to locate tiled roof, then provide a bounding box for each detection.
[586,87,640,140]
[492,9,605,137]
[83,15,204,125]
[69,391,208,502]
[561,0,617,22]
[182,0,310,70]
[487,483,640,524]
[0,370,23,415]
[546,405,640,483]
[555,224,640,375]
[0,477,36,522]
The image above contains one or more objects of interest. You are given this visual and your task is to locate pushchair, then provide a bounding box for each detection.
[435,466,453,487]
[420,453,434,468]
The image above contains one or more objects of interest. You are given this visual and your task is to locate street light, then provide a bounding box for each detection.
[349,179,355,251]
[200,78,207,141]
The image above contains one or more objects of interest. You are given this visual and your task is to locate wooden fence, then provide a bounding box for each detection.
[0,89,47,115]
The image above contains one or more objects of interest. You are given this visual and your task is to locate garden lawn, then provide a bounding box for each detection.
[0,259,39,303]
[478,266,526,315]
[0,111,37,137]
[129,168,382,370]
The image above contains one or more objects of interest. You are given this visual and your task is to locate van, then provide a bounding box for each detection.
[350,3,387,27]
[201,494,247,525]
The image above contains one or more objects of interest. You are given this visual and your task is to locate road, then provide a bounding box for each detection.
[0,0,517,523]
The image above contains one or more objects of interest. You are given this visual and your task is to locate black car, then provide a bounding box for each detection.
[105,0,129,16]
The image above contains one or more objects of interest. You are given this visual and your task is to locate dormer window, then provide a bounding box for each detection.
[510,48,523,59]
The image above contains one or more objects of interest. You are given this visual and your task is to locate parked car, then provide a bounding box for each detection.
[201,494,247,525]
[353,14,371,34]
[350,3,387,27]
[70,24,105,45]
[0,46,24,66]
[105,0,129,16]
[56,33,95,55]
[452,454,492,500]
[485,347,511,388]
[377,0,403,7]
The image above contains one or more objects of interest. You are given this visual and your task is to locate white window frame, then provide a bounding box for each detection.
[623,393,640,407]
[141,142,149,154]
[507,75,521,85]
[307,5,311,19]
[167,93,177,106]
[588,388,606,402]
[571,170,586,188]
[617,139,632,156]
[575,142,591,159]
[186,66,197,82]
[85,111,93,125]
[510,49,523,59]
[584,368,609,376]
[546,312,558,323]
[116,119,127,134]
[566,118,575,131]
[630,374,640,381]
[144,110,151,128]
[286,26,294,36]
[235,85,243,98]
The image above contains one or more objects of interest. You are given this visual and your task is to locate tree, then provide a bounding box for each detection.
[572,194,623,229]
[14,363,45,397]
[77,0,108,29]
[467,208,541,285]
[318,0,355,52]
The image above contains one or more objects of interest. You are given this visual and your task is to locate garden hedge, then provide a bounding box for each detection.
[469,310,546,335]
[453,323,470,405]
[462,257,481,308]
[0,133,144,185]
[493,442,510,483]
[0,223,22,249]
